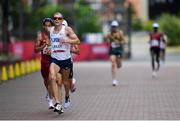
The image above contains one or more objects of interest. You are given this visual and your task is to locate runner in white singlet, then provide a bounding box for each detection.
[49,12,80,114]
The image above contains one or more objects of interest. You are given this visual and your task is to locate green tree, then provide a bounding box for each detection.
[158,14,180,46]
[73,0,101,39]
[31,4,73,32]
[31,4,63,31]
[8,0,102,40]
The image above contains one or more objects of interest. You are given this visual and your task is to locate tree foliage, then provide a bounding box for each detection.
[3,0,102,40]
[73,0,101,38]
[158,14,180,46]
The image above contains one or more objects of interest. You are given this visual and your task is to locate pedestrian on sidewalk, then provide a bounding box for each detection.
[149,22,165,77]
[105,20,126,86]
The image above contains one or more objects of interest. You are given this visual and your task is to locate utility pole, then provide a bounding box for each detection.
[1,0,9,55]
[18,1,23,39]
[127,2,132,58]
[114,0,132,59]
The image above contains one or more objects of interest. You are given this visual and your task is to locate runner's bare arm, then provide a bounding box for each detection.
[34,33,46,53]
[148,32,152,44]
[161,33,167,44]
[70,45,80,55]
[118,31,126,44]
[63,26,80,45]
[105,34,112,43]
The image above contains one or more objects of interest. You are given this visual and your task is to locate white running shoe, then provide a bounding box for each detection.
[54,103,64,114]
[152,71,157,78]
[45,92,54,109]
[64,96,71,109]
[112,80,118,86]
[48,99,54,109]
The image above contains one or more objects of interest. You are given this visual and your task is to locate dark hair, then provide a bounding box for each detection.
[42,17,53,25]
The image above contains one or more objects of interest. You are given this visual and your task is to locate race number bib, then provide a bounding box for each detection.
[43,45,51,55]
[151,39,159,47]
[111,42,120,48]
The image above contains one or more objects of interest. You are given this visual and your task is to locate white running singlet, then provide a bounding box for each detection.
[50,26,71,60]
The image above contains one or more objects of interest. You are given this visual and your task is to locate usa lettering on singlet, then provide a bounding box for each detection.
[50,26,71,60]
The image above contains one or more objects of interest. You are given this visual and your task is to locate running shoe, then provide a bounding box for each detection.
[48,99,54,109]
[54,103,64,114]
[152,71,157,78]
[112,80,118,86]
[64,96,71,109]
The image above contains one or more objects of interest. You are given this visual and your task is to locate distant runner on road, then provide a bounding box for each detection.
[149,22,165,78]
[105,20,126,86]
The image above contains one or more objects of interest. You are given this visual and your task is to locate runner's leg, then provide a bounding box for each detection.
[61,68,71,108]
[110,55,118,86]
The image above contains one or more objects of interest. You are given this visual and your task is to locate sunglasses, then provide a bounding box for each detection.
[53,17,62,20]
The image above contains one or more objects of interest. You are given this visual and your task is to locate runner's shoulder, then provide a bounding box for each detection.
[65,26,73,32]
